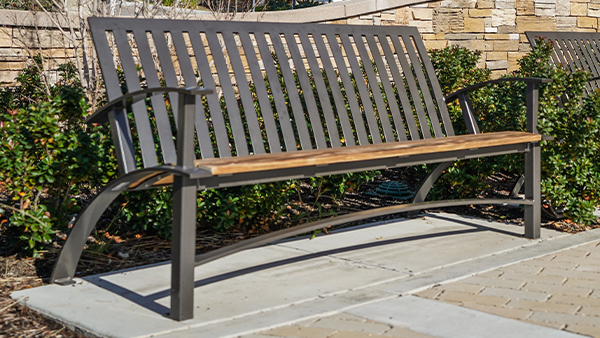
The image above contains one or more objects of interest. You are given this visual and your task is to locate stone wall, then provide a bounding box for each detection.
[0,10,78,85]
[3,0,600,85]
[327,0,600,78]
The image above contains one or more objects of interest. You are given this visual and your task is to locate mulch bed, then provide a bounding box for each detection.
[1,167,598,337]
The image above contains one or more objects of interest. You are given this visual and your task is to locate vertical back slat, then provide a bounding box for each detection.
[239,32,282,153]
[284,30,328,149]
[412,33,455,137]
[355,35,395,142]
[402,35,444,138]
[366,35,407,142]
[313,33,355,146]
[133,29,177,164]
[171,30,217,159]
[271,32,313,150]
[151,30,181,125]
[222,31,265,155]
[113,29,158,168]
[298,33,340,148]
[89,23,137,174]
[254,32,297,152]
[390,35,432,139]
[340,34,382,144]
[326,32,370,145]
[579,39,600,91]
[379,35,419,140]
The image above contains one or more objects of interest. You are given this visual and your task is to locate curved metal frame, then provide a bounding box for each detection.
[50,166,193,285]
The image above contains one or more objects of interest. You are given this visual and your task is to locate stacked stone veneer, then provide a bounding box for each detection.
[326,0,600,78]
[4,0,600,84]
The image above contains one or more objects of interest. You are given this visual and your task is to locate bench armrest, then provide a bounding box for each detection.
[86,86,213,124]
[445,77,552,135]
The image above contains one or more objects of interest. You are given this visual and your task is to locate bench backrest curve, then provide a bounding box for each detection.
[89,17,455,175]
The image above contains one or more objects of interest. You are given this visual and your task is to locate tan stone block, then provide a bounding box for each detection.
[423,39,448,50]
[590,3,600,16]
[441,0,477,8]
[490,69,507,79]
[508,52,526,72]
[572,0,590,3]
[471,40,494,50]
[507,299,581,314]
[550,293,600,306]
[515,0,535,15]
[462,302,533,320]
[485,34,512,39]
[578,305,600,316]
[421,33,447,39]
[501,271,566,284]
[557,17,578,31]
[0,27,12,48]
[529,311,600,326]
[464,17,485,32]
[347,17,373,25]
[522,282,592,298]
[565,324,600,337]
[541,267,600,280]
[578,16,599,28]
[0,70,21,84]
[493,40,519,51]
[409,20,434,33]
[521,319,566,329]
[395,8,411,25]
[521,259,579,270]
[477,0,495,8]
[438,290,510,306]
[491,9,516,27]
[486,51,508,60]
[469,8,492,16]
[433,8,464,33]
[463,275,524,289]
[412,8,434,20]
[0,61,26,70]
[557,0,571,15]
[381,13,396,21]
[437,283,486,294]
[496,0,515,9]
[516,17,557,32]
[571,2,588,15]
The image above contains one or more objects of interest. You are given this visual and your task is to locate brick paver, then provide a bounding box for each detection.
[415,240,600,337]
[243,241,600,338]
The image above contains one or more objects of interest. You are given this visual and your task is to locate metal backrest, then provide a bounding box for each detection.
[89,17,454,175]
[527,31,600,95]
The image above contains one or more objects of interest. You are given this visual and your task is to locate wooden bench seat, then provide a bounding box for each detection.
[51,17,547,321]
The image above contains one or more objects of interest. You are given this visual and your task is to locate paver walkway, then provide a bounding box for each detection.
[245,240,600,338]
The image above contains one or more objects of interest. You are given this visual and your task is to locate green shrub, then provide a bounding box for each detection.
[0,58,115,256]
[431,39,599,224]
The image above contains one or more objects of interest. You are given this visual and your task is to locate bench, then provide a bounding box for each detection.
[51,17,547,321]
[526,31,600,96]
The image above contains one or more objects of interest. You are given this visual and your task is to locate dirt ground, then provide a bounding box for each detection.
[1,167,597,337]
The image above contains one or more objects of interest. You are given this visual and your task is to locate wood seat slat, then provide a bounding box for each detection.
[196,131,540,176]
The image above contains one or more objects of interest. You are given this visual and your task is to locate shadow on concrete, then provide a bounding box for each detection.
[82,217,522,316]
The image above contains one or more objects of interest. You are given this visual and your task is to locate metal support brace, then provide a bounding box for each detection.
[408,161,453,217]
[524,82,541,239]
[457,92,480,135]
[170,94,198,321]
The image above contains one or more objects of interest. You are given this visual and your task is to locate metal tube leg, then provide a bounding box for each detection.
[524,143,541,239]
[170,176,197,321]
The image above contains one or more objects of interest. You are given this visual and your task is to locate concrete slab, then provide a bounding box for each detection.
[347,295,583,338]
[12,214,594,338]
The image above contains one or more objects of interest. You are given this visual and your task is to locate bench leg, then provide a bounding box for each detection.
[524,142,541,239]
[170,176,197,321]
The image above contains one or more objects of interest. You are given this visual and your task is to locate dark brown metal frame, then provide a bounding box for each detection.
[50,18,548,321]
